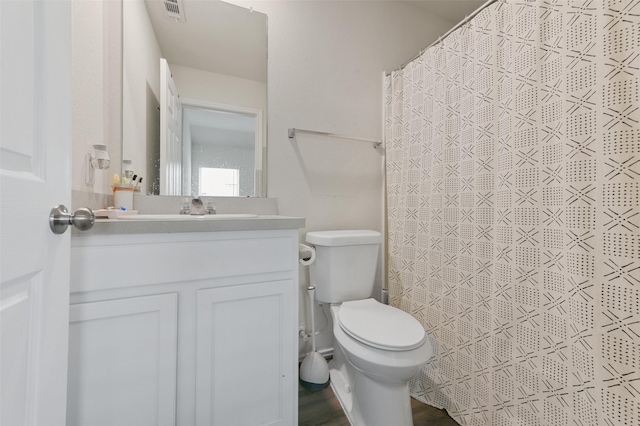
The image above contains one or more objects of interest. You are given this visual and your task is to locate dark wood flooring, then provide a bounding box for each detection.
[298,384,460,426]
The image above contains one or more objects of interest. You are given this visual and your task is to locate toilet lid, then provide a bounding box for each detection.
[338,299,426,351]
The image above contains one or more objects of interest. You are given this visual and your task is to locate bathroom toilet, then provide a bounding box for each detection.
[306,230,433,426]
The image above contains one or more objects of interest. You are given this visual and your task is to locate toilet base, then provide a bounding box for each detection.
[329,345,415,426]
[329,366,355,425]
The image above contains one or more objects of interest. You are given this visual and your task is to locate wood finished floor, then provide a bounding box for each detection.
[298,384,460,426]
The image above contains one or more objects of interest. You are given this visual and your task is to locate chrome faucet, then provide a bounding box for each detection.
[189,197,206,215]
[179,197,216,215]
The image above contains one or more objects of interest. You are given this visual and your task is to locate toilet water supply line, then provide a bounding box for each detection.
[299,304,329,342]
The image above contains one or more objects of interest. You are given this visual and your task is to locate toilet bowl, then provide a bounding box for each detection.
[305,230,434,425]
[328,300,433,426]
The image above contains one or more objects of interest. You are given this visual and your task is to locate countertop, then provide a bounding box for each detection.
[72,215,305,236]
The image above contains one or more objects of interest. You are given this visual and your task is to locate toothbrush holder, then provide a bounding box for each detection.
[113,183,134,210]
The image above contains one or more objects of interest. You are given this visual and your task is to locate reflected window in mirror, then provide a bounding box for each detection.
[199,167,240,197]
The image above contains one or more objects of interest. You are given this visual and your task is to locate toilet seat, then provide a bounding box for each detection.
[338,299,426,351]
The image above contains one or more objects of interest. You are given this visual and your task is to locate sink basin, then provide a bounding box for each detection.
[118,214,258,220]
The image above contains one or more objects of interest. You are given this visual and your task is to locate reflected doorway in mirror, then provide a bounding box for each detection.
[181,101,261,197]
[160,58,182,195]
[159,60,263,197]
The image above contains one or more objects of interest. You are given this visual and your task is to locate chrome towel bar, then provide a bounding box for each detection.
[288,128,382,149]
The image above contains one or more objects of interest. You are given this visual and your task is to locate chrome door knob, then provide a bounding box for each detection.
[49,205,95,234]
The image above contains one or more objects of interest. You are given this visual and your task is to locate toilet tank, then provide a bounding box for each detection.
[306,230,382,303]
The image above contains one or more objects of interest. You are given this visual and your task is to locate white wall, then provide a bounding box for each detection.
[229,0,455,355]
[122,0,163,194]
[72,0,122,196]
[170,64,267,114]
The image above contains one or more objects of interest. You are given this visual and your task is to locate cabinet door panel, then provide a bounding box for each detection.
[196,281,294,426]
[67,293,178,426]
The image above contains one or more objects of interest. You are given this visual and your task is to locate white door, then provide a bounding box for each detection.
[0,1,72,425]
[159,58,182,196]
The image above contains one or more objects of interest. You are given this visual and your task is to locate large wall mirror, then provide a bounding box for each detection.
[123,0,267,196]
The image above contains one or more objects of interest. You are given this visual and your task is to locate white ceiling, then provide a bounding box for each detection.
[183,106,256,149]
[408,0,488,24]
[143,0,487,83]
[144,0,267,83]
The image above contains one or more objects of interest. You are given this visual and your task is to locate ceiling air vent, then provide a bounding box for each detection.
[163,0,186,22]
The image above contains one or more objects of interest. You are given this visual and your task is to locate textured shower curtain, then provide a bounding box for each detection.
[385,0,640,425]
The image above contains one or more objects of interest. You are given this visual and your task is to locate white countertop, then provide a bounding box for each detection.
[72,215,305,236]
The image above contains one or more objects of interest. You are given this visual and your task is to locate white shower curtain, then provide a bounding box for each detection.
[385,0,640,425]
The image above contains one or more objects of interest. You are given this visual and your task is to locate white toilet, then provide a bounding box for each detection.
[306,230,433,426]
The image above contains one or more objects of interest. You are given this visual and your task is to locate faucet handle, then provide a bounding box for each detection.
[206,201,216,215]
[179,197,191,215]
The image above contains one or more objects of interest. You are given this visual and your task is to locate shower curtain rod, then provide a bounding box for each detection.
[388,0,498,75]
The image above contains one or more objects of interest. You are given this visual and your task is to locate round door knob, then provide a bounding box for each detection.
[49,205,95,234]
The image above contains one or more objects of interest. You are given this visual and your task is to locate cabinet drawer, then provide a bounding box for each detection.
[71,231,297,293]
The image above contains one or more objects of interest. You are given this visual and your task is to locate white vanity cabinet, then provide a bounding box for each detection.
[68,226,300,426]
